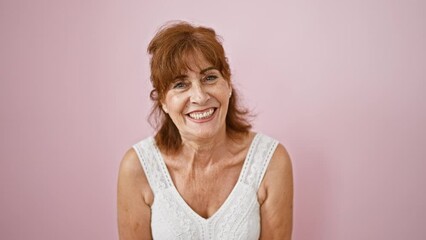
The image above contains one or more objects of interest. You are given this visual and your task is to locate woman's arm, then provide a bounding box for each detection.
[259,144,294,240]
[117,148,153,240]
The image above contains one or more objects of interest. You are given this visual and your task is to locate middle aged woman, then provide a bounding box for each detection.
[117,21,293,240]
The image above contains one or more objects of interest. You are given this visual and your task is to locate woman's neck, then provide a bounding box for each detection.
[179,130,230,168]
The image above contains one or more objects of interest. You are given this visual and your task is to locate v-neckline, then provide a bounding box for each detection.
[152,133,259,222]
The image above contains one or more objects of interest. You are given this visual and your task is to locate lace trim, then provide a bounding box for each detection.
[213,186,258,240]
[233,197,259,240]
[155,190,202,239]
[241,134,279,189]
[132,137,171,194]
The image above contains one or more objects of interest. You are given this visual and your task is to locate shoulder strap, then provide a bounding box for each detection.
[240,133,279,189]
[132,137,172,194]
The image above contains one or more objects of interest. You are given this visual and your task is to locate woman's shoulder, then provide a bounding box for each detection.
[118,145,154,205]
[264,142,292,189]
[271,143,292,170]
[248,131,291,175]
[256,133,292,187]
[120,133,158,173]
[120,135,154,172]
[258,132,291,175]
[249,132,285,154]
[119,147,143,177]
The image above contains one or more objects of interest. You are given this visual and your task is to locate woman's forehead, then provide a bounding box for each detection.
[183,50,211,66]
[176,52,214,75]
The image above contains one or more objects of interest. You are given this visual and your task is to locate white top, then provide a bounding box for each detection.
[132,133,279,240]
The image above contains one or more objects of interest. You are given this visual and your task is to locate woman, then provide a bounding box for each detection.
[117,21,293,240]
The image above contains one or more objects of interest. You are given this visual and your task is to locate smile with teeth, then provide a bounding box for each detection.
[188,108,215,120]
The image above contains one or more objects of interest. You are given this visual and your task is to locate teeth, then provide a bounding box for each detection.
[189,108,215,120]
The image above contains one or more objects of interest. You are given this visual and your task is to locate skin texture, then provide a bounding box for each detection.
[117,55,293,239]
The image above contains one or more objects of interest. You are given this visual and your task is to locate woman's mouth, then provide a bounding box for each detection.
[187,108,216,120]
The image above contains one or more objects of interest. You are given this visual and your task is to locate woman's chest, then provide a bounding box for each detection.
[169,164,243,219]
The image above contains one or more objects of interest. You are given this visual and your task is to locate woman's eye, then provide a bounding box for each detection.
[172,81,187,89]
[204,75,218,82]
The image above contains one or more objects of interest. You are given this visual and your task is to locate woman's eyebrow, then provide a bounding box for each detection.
[200,67,217,74]
[173,74,187,80]
[173,67,217,80]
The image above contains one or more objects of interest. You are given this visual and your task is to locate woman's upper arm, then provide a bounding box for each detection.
[117,148,153,240]
[259,143,294,240]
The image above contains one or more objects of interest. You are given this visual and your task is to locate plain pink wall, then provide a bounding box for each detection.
[1,0,425,239]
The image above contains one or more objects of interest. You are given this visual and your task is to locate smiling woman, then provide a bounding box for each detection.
[161,60,232,144]
[117,21,294,240]
[147,22,251,154]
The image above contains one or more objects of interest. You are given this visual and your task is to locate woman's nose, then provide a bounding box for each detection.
[190,84,210,105]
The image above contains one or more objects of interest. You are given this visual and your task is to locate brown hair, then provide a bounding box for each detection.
[147,21,251,153]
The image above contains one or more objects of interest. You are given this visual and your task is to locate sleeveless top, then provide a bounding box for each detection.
[132,133,279,240]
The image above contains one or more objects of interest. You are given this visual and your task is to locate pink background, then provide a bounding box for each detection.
[1,0,425,239]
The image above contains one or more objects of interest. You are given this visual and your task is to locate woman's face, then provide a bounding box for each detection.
[161,55,232,141]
